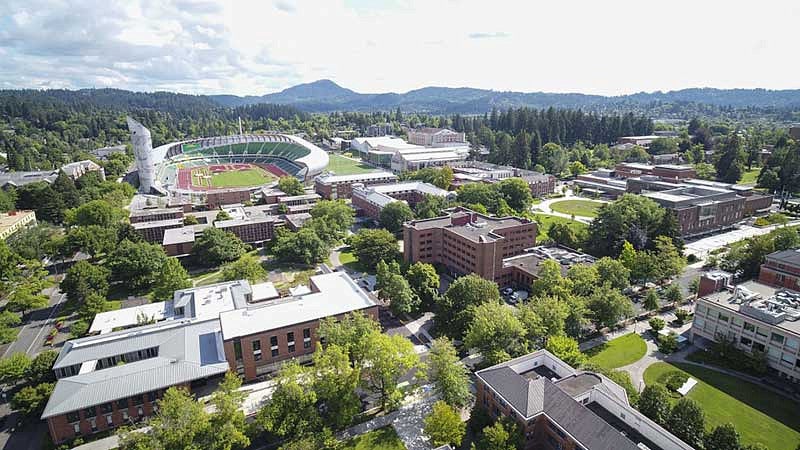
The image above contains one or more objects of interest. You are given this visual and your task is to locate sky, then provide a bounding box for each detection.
[0,0,798,97]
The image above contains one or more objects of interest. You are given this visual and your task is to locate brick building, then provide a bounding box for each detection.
[131,218,184,243]
[42,272,377,444]
[129,207,184,224]
[406,128,466,147]
[206,188,253,209]
[449,161,556,197]
[759,249,800,290]
[0,210,37,241]
[500,246,595,289]
[351,181,454,219]
[314,171,398,200]
[403,208,537,283]
[477,350,693,450]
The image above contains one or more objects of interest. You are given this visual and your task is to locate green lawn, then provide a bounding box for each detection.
[738,167,761,185]
[643,362,800,450]
[327,153,381,175]
[208,167,275,188]
[585,333,647,369]
[549,199,603,218]
[531,214,588,241]
[340,427,406,450]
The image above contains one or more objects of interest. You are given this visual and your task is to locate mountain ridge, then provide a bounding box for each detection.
[209,79,800,113]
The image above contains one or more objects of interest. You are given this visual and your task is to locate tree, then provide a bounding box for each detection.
[66,199,124,227]
[414,194,448,219]
[7,224,62,261]
[207,372,250,450]
[26,350,58,385]
[11,382,53,417]
[424,401,466,448]
[530,259,573,299]
[428,338,472,408]
[363,332,422,411]
[257,362,320,439]
[271,228,328,265]
[61,260,111,303]
[631,250,661,284]
[457,183,499,212]
[547,222,581,248]
[317,312,381,368]
[648,138,679,155]
[119,387,211,450]
[540,142,568,175]
[587,284,633,328]
[519,296,568,343]
[380,270,419,315]
[620,240,637,271]
[715,134,746,183]
[406,262,440,311]
[0,352,32,385]
[7,283,49,317]
[638,383,671,425]
[79,292,111,321]
[648,317,665,333]
[311,344,361,429]
[566,264,599,297]
[704,423,741,450]
[347,228,399,269]
[277,176,305,196]
[66,224,118,258]
[475,420,520,450]
[497,178,533,212]
[545,335,585,367]
[665,284,683,304]
[666,398,706,448]
[569,160,588,176]
[221,254,266,283]
[594,257,631,291]
[658,332,679,353]
[380,201,414,234]
[309,200,354,242]
[215,210,233,222]
[436,274,500,339]
[107,240,168,291]
[644,289,660,312]
[184,215,199,225]
[152,257,192,301]
[192,228,248,267]
[586,194,673,257]
[654,235,685,280]
[464,302,528,365]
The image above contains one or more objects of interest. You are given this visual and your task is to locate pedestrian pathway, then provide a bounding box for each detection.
[338,386,437,450]
[532,190,606,224]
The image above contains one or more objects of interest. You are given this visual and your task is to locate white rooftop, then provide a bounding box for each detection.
[89,302,174,334]
[251,282,280,301]
[219,272,376,340]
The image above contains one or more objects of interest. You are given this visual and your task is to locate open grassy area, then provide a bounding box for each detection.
[585,333,647,369]
[549,199,603,218]
[643,362,800,450]
[340,427,406,450]
[208,167,275,188]
[327,153,381,175]
[531,214,588,241]
[738,167,762,185]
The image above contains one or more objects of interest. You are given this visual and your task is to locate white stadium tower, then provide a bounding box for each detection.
[126,116,329,203]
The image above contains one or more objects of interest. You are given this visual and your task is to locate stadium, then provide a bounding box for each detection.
[127,117,329,206]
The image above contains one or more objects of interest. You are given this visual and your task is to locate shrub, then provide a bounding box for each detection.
[664,371,689,392]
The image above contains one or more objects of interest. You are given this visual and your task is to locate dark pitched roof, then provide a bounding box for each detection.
[767,249,800,267]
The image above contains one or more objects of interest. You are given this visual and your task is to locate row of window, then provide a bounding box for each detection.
[234,329,313,363]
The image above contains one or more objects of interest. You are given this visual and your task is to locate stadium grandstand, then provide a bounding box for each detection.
[127,117,328,206]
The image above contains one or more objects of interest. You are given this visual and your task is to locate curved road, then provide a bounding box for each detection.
[533,192,607,224]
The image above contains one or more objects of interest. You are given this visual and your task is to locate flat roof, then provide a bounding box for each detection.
[371,181,451,197]
[700,281,800,335]
[163,226,196,245]
[89,302,174,334]
[219,272,376,340]
[131,218,184,229]
[406,209,532,243]
[0,210,35,229]
[315,171,396,184]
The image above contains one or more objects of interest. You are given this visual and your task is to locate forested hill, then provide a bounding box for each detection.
[210,79,800,114]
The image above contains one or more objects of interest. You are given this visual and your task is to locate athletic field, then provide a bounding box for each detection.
[327,153,381,175]
[189,163,276,189]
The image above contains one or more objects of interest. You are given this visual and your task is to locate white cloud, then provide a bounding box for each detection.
[0,0,798,96]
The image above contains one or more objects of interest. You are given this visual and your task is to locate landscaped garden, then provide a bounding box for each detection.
[643,362,800,450]
[584,332,647,369]
[548,199,604,217]
[340,427,406,450]
[327,153,381,175]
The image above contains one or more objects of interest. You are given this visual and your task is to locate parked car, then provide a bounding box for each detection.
[501,287,514,296]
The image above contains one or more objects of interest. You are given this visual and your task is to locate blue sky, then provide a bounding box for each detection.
[0,0,798,96]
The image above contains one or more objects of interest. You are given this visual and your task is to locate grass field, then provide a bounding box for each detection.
[340,427,406,450]
[585,333,647,369]
[192,165,275,188]
[327,153,380,175]
[643,362,800,450]
[549,199,604,218]
[531,214,588,241]
[738,167,762,185]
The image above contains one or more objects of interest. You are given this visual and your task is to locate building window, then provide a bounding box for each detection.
[122,410,129,421]
[105,415,113,425]
[288,344,295,353]
[116,399,128,410]
[133,395,144,406]
[90,418,97,432]
[67,412,80,423]
[771,333,785,345]
[287,332,294,344]
[740,336,752,346]
[270,336,278,347]
[100,403,113,414]
[233,339,243,362]
[73,423,80,434]
[137,406,144,417]
[787,338,799,350]
[718,313,729,322]
[84,407,97,418]
[253,340,262,361]
[147,391,157,403]
[744,322,756,332]
[272,348,279,357]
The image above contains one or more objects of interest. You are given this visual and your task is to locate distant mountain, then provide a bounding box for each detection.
[209,80,800,113]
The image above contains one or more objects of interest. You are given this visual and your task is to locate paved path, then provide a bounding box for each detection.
[339,386,437,450]
[532,191,606,224]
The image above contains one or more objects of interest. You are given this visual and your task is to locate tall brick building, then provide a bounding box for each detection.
[403,208,537,283]
[314,171,398,200]
[759,249,800,290]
